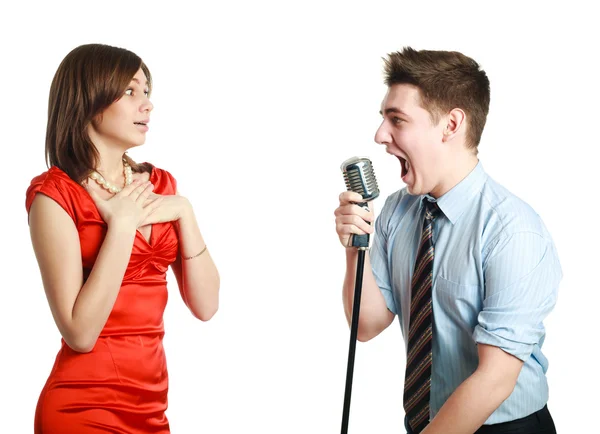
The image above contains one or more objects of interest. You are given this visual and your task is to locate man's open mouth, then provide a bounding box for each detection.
[399,156,410,177]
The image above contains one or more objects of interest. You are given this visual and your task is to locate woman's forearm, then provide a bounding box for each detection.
[176,205,220,320]
[69,223,136,351]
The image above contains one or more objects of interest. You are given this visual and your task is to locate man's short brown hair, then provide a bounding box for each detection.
[383,47,490,150]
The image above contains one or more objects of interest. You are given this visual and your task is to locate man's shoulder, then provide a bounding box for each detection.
[480,175,549,239]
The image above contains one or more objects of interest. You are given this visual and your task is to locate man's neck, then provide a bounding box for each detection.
[429,155,479,198]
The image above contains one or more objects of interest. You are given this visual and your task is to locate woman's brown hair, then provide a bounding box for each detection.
[46,43,153,183]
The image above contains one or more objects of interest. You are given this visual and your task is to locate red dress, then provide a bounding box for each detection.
[26,165,179,433]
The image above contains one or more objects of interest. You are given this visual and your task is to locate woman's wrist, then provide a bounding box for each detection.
[176,197,195,223]
[107,219,137,235]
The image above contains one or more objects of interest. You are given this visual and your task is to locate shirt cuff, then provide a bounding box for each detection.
[472,325,535,361]
[379,287,397,315]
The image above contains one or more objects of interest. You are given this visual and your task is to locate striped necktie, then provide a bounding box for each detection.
[403,199,441,433]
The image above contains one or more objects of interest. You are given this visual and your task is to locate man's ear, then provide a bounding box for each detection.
[442,108,466,142]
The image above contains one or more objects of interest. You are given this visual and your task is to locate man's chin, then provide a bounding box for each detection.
[404,182,415,195]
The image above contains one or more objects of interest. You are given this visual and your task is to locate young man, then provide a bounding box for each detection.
[334,47,560,434]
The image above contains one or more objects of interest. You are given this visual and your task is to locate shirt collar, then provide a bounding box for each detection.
[423,161,487,225]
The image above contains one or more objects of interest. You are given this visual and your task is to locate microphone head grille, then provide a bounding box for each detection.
[341,156,380,201]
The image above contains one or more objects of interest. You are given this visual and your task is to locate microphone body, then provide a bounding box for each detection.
[340,157,380,249]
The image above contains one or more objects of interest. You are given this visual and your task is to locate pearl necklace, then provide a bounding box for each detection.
[89,159,133,194]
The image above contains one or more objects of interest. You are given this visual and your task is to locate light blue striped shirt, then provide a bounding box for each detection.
[370,162,561,424]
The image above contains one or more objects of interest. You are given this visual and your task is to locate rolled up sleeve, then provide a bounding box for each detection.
[371,208,397,315]
[473,231,561,361]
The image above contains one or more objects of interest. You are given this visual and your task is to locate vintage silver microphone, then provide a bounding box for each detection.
[340,157,380,434]
[341,157,380,248]
[342,156,380,202]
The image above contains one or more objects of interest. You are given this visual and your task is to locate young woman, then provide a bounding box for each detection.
[26,43,220,433]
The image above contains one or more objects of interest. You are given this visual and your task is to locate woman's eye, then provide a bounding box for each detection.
[125,89,133,96]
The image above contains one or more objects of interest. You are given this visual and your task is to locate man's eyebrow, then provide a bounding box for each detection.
[379,107,410,118]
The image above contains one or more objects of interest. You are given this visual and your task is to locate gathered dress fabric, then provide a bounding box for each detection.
[26,165,179,433]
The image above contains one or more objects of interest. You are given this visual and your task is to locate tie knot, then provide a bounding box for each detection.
[423,199,441,221]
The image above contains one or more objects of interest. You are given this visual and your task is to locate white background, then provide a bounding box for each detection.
[1,1,598,432]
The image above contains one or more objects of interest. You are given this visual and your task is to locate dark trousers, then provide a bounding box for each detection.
[405,405,556,434]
